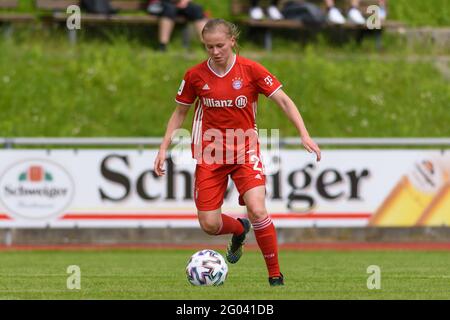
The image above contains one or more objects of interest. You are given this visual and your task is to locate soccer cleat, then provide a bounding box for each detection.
[226,218,251,264]
[269,273,284,286]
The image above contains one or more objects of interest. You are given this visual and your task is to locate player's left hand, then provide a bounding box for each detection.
[301,135,321,162]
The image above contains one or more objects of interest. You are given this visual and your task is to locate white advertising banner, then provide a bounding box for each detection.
[0,149,448,228]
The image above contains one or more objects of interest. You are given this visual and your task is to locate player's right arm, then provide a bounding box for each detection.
[154,103,191,176]
[155,69,196,176]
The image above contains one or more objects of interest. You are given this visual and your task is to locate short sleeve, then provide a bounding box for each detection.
[253,62,282,97]
[175,70,197,105]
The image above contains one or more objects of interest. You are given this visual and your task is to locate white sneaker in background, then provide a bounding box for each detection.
[249,6,265,20]
[378,6,387,21]
[267,5,283,20]
[327,7,346,24]
[348,7,366,25]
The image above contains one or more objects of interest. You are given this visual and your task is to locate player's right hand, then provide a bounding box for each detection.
[154,149,167,176]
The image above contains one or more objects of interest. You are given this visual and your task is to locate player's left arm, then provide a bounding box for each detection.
[270,89,321,162]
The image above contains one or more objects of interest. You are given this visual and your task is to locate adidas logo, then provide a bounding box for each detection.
[255,174,262,180]
[202,84,210,90]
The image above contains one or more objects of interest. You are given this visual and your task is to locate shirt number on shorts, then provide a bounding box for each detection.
[250,154,263,173]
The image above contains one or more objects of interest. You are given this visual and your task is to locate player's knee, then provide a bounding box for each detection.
[247,207,268,223]
[199,219,220,235]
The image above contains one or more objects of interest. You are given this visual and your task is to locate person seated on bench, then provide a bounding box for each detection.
[249,0,284,20]
[325,0,387,25]
[147,0,208,51]
[81,0,118,14]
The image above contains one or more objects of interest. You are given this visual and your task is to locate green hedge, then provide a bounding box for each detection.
[1,38,448,137]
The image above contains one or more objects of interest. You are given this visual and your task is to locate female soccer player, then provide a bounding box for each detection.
[154,19,321,286]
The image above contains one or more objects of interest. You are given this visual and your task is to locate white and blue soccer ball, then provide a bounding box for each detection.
[186,249,228,286]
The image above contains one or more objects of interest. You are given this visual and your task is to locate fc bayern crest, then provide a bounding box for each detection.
[232,77,243,90]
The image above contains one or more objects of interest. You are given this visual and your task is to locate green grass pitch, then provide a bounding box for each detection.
[0,249,449,299]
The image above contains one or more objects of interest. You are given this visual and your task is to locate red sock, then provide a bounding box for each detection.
[215,214,244,236]
[252,216,281,278]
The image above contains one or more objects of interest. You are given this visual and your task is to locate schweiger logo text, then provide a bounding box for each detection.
[3,186,68,198]
[0,160,75,220]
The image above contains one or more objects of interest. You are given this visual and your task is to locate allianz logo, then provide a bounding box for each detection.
[202,95,248,109]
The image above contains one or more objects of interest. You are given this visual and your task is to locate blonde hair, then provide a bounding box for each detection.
[202,19,241,54]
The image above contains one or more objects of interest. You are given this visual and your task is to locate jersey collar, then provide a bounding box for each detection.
[207,54,237,78]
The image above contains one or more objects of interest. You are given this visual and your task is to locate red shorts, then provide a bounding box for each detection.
[194,162,266,211]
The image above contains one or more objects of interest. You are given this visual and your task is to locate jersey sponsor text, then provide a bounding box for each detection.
[202,97,233,108]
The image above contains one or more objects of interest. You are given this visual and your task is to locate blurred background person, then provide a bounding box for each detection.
[147,0,208,51]
[325,0,387,25]
[249,0,284,20]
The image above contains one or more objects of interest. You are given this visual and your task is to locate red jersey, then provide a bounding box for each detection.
[175,55,282,164]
